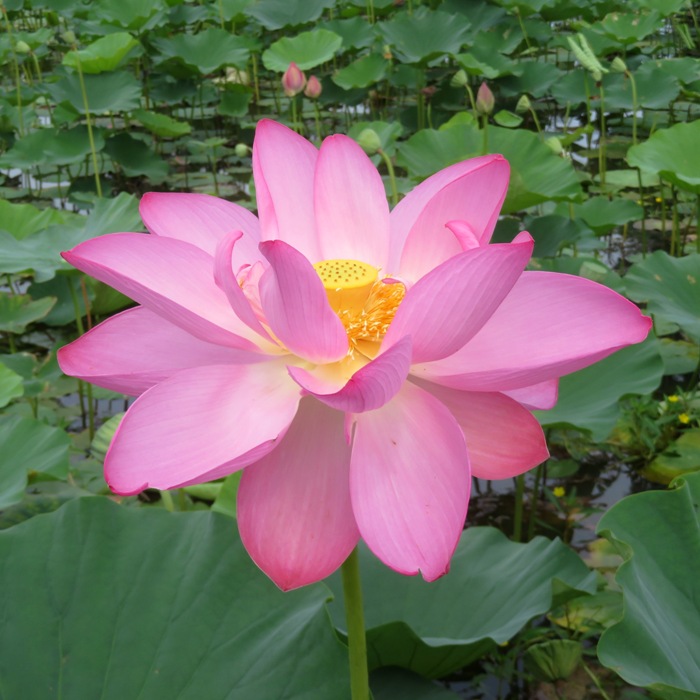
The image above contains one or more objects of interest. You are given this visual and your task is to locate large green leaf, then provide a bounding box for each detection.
[153,28,254,74]
[397,124,581,212]
[246,0,336,30]
[596,472,700,697]
[0,363,24,409]
[262,29,343,72]
[0,294,56,333]
[132,109,192,138]
[627,121,700,193]
[104,133,168,182]
[0,200,78,240]
[333,54,388,90]
[536,337,663,441]
[597,10,662,44]
[94,0,166,30]
[0,497,351,699]
[0,415,70,509]
[378,9,471,64]
[0,126,105,169]
[371,668,461,699]
[625,251,700,343]
[63,32,140,74]
[326,527,595,678]
[45,70,143,114]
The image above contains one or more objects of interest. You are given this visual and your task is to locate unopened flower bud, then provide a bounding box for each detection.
[545,136,563,155]
[515,94,531,114]
[234,143,250,158]
[282,62,306,97]
[611,57,627,73]
[304,75,322,99]
[450,69,468,88]
[476,82,495,115]
[356,128,381,155]
[15,40,31,54]
[382,44,393,60]
[61,30,76,44]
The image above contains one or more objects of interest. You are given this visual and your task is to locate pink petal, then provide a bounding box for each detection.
[63,233,262,350]
[258,240,348,363]
[445,220,481,251]
[418,381,549,480]
[287,335,412,412]
[384,233,534,363]
[314,134,390,269]
[140,192,261,264]
[105,363,301,495]
[253,119,320,261]
[350,381,470,581]
[213,231,275,345]
[413,271,652,391]
[57,306,255,396]
[389,155,509,278]
[503,380,559,410]
[238,398,359,591]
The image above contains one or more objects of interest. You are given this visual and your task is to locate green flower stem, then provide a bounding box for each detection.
[598,83,606,188]
[2,6,25,137]
[313,101,322,143]
[464,83,477,121]
[68,275,95,440]
[378,148,398,207]
[341,547,370,700]
[513,473,525,542]
[73,48,102,198]
[527,460,545,541]
[160,490,176,512]
[481,114,489,155]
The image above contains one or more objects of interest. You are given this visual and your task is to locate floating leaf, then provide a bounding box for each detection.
[262,29,343,72]
[573,196,643,233]
[627,121,700,193]
[597,471,700,697]
[642,429,700,485]
[327,527,595,678]
[0,498,350,698]
[0,415,70,509]
[63,32,140,74]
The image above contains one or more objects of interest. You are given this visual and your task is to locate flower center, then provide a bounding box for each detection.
[313,258,405,354]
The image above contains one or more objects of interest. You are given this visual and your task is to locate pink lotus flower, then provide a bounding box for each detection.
[58,119,651,590]
[476,81,495,115]
[282,62,306,97]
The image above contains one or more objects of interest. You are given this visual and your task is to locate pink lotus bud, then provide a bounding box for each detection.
[304,75,322,99]
[476,81,495,115]
[282,62,306,97]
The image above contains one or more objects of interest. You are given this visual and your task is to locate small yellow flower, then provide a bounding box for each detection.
[679,413,691,424]
[553,486,566,498]
[655,196,663,203]
[668,395,680,403]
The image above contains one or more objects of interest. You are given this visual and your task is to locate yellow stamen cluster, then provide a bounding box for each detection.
[313,258,405,354]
